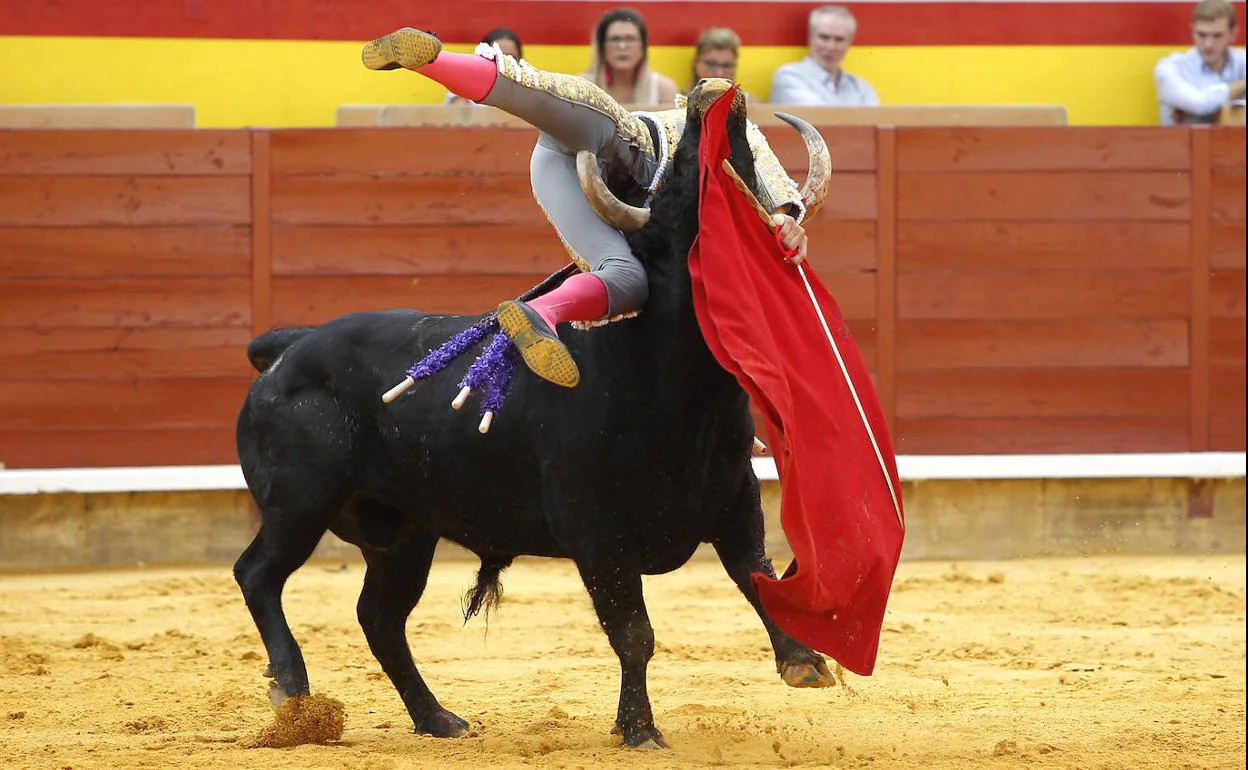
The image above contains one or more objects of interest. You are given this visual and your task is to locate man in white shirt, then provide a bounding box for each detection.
[769,6,879,106]
[1154,0,1246,125]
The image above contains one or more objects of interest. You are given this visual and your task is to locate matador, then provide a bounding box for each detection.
[363,27,810,388]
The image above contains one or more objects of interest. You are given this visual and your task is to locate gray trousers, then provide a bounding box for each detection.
[484,77,656,317]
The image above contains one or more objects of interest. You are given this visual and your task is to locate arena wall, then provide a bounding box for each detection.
[0,470,1242,570]
[1,124,1243,469]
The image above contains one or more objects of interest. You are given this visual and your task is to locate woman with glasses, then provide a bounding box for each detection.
[580,8,679,108]
[690,27,750,101]
[361,25,808,388]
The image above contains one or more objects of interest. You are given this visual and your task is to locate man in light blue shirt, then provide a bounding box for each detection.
[1154,0,1246,125]
[769,6,879,106]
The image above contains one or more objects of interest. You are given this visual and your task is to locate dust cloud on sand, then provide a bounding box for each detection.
[0,554,1243,769]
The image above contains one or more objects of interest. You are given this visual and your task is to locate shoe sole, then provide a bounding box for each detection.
[497,303,580,388]
[361,27,442,71]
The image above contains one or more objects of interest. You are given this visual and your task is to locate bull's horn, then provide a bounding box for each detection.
[576,150,650,232]
[774,112,832,222]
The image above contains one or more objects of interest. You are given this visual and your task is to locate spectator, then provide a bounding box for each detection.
[580,8,679,107]
[447,28,525,105]
[690,27,750,99]
[769,6,878,106]
[482,27,524,62]
[1155,0,1246,125]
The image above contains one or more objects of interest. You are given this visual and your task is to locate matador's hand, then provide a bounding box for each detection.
[770,213,808,266]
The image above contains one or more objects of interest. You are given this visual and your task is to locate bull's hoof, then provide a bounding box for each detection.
[414,709,470,738]
[611,721,670,750]
[780,656,835,688]
[267,679,291,710]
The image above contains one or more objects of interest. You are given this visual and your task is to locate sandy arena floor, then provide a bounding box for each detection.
[0,553,1243,769]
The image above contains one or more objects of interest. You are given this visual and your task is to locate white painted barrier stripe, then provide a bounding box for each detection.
[0,453,1243,495]
[759,453,1248,482]
[0,465,248,495]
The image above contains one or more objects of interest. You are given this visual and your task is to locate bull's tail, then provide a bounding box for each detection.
[247,327,316,372]
[462,556,512,624]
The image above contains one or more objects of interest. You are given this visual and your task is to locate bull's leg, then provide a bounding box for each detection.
[356,533,469,738]
[712,475,835,688]
[234,518,332,707]
[576,561,668,749]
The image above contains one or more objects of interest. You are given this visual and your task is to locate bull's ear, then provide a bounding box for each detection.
[775,112,831,221]
[576,151,650,232]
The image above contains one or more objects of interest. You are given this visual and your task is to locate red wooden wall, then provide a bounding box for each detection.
[892,127,1235,453]
[1209,129,1247,449]
[0,125,1243,468]
[0,131,254,466]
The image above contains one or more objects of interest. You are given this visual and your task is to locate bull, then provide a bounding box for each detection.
[234,87,834,749]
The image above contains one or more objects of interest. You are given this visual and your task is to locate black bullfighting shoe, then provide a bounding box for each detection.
[496,300,581,388]
[361,27,442,71]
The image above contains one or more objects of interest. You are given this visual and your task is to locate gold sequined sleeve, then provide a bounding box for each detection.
[746,121,805,223]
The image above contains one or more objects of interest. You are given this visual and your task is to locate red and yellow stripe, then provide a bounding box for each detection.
[2,1,1244,127]
[1,0,1232,46]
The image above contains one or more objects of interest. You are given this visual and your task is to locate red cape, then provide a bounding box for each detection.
[687,88,905,676]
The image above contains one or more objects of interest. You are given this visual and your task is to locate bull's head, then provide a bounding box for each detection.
[577,78,832,232]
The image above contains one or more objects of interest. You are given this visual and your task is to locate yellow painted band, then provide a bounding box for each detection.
[0,36,1182,127]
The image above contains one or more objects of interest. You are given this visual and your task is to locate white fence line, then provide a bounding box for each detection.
[0,453,1244,496]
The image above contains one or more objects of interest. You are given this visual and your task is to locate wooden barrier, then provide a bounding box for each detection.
[0,105,196,129]
[0,129,253,467]
[336,104,1069,128]
[0,125,1243,468]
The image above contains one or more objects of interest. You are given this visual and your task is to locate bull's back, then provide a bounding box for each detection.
[238,309,560,553]
[237,309,473,479]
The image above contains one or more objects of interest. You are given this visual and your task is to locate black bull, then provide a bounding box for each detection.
[233,103,834,749]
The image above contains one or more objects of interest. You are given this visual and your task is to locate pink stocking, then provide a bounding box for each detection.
[417,51,498,103]
[528,273,609,331]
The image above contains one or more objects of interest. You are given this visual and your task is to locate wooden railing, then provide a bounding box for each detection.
[0,125,1243,468]
[0,105,197,129]
[336,104,1070,128]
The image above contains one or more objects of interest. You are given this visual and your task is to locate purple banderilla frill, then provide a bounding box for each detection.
[399,264,578,422]
[457,329,521,415]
